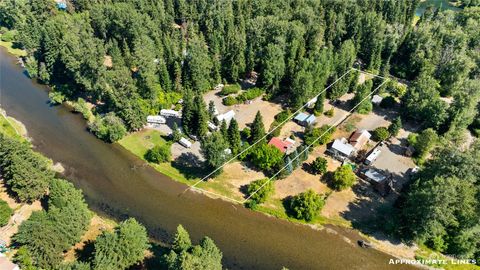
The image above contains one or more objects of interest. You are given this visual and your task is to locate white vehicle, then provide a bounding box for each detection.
[179,137,192,148]
[364,148,381,165]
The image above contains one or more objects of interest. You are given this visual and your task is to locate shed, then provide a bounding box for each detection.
[358,168,392,195]
[216,110,235,124]
[364,148,381,165]
[294,112,316,126]
[160,109,180,118]
[306,96,318,108]
[56,1,67,10]
[327,138,355,160]
[147,115,166,124]
[179,137,192,148]
[349,129,371,150]
[371,95,383,105]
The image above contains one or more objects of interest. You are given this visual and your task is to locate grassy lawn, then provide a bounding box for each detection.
[0,113,26,141]
[0,39,27,57]
[118,129,201,186]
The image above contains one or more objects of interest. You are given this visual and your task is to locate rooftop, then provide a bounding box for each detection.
[268,137,294,153]
[330,138,355,156]
[349,129,371,149]
[361,168,387,183]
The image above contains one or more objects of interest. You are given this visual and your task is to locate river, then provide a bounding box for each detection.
[0,48,413,270]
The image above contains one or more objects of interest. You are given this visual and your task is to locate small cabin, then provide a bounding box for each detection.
[294,112,316,127]
[268,137,296,154]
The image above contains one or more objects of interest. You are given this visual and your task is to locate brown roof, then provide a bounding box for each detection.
[349,130,371,149]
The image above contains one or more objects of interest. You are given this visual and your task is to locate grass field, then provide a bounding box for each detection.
[0,113,26,141]
[118,129,201,186]
[0,39,27,57]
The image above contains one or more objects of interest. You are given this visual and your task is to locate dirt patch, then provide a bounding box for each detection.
[0,181,42,246]
[64,215,116,262]
[203,89,283,129]
[205,162,266,201]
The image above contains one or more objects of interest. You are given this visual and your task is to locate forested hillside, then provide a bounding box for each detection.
[1,0,418,131]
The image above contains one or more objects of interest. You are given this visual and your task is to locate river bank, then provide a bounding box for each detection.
[1,45,419,269]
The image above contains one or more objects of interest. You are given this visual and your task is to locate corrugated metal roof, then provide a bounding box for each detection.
[331,138,355,156]
[294,112,309,122]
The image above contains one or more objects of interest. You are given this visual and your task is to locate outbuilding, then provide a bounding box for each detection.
[358,167,392,195]
[371,95,383,105]
[294,112,316,126]
[216,110,235,124]
[179,137,192,148]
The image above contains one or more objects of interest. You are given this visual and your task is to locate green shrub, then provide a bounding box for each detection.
[245,178,274,206]
[304,125,335,146]
[331,165,356,191]
[72,98,91,120]
[0,199,13,226]
[219,84,241,96]
[1,30,16,42]
[88,113,127,142]
[324,108,334,117]
[238,87,263,101]
[311,157,327,175]
[145,144,171,163]
[222,96,237,106]
[286,189,325,221]
[372,127,390,141]
[48,91,65,105]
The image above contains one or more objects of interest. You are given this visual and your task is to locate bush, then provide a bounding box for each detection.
[88,113,127,142]
[304,125,335,147]
[380,96,397,108]
[331,165,356,191]
[0,199,13,226]
[245,178,274,206]
[222,96,237,106]
[48,91,65,105]
[311,157,327,175]
[287,189,325,221]
[238,87,263,101]
[324,108,334,117]
[219,84,241,96]
[1,30,16,42]
[145,144,171,163]
[241,127,251,140]
[372,127,390,141]
[72,98,91,120]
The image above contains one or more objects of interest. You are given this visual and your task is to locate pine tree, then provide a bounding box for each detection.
[181,89,194,135]
[220,120,228,138]
[388,116,402,137]
[285,156,293,175]
[172,225,192,252]
[227,119,241,154]
[208,100,216,120]
[290,149,300,168]
[194,94,209,137]
[250,111,266,145]
[313,93,325,115]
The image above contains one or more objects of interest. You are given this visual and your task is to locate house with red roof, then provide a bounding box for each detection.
[268,137,296,154]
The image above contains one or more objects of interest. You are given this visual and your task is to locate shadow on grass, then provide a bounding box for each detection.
[171,152,205,180]
[144,242,171,270]
[75,240,95,264]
